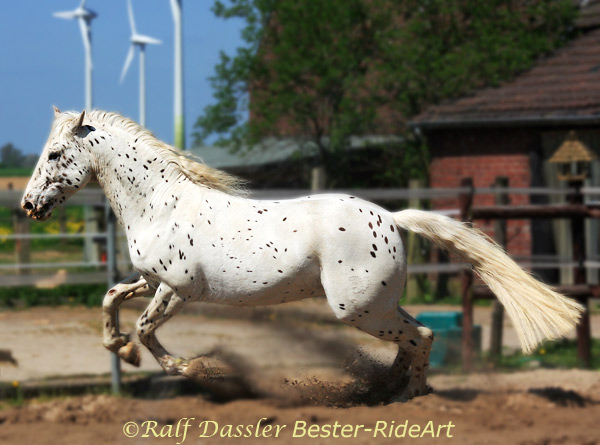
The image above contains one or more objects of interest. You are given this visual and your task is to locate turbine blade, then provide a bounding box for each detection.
[127,0,137,34]
[134,34,162,45]
[53,10,77,20]
[120,45,135,83]
[80,0,87,8]
[78,17,93,69]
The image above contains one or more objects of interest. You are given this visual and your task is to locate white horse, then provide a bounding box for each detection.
[22,108,583,400]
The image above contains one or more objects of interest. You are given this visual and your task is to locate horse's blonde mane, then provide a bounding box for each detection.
[62,110,247,196]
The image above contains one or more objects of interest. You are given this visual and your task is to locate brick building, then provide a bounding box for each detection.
[410,23,600,268]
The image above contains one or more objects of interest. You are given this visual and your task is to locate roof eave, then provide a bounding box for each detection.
[409,114,600,131]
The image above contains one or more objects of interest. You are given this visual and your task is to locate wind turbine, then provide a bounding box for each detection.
[54,0,121,393]
[53,0,98,269]
[120,0,162,127]
[170,0,185,149]
[53,0,97,112]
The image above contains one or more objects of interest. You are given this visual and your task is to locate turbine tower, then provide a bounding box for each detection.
[170,0,185,149]
[53,0,98,267]
[53,0,97,112]
[120,0,161,127]
[54,0,120,393]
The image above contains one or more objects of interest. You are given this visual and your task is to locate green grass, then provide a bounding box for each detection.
[0,383,24,408]
[0,168,33,177]
[497,338,600,370]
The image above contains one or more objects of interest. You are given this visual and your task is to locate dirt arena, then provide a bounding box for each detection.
[1,300,599,445]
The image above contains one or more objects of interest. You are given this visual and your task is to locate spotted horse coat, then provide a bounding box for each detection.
[21,108,584,401]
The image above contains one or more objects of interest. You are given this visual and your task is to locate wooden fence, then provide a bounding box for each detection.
[1,183,598,368]
[1,188,113,287]
[458,177,598,369]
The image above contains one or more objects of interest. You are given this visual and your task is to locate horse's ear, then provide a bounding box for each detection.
[71,110,86,135]
[52,106,61,117]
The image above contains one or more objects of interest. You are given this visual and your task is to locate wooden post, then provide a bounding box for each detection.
[568,180,591,368]
[13,209,31,275]
[58,206,67,246]
[406,179,424,300]
[490,177,508,362]
[105,198,121,394]
[459,177,474,371]
[311,165,326,191]
[83,204,100,265]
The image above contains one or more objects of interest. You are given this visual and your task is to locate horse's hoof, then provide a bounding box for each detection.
[390,385,430,403]
[390,391,417,403]
[175,357,191,376]
[160,356,188,375]
[118,342,141,367]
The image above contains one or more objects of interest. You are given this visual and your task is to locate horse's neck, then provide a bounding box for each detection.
[89,122,187,230]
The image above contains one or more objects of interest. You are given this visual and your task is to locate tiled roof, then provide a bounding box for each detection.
[577,0,600,29]
[191,135,402,169]
[411,28,600,128]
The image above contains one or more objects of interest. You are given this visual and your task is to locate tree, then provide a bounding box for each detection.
[0,143,37,169]
[1,143,24,168]
[195,0,576,187]
[380,0,577,117]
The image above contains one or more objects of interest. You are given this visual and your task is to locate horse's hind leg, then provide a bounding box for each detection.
[346,307,432,400]
[389,307,434,401]
[102,272,153,366]
[324,280,433,401]
[135,283,190,376]
[345,305,432,400]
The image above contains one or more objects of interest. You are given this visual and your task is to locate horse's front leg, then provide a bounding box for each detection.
[135,283,190,376]
[102,272,153,366]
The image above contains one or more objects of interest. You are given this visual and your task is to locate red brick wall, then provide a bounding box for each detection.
[427,128,535,257]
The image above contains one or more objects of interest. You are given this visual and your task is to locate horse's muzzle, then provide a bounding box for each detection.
[21,199,53,221]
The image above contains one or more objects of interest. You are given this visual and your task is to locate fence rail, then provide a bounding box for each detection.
[4,186,600,287]
[0,188,105,207]
[1,233,107,240]
[2,272,108,288]
[6,185,600,208]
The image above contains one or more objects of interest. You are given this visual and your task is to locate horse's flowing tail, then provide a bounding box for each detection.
[393,209,584,353]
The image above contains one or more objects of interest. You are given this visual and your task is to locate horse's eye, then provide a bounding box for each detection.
[48,152,61,161]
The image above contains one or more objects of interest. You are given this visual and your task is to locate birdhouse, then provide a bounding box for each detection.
[548,131,597,181]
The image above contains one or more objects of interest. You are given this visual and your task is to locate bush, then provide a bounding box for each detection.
[0,284,107,308]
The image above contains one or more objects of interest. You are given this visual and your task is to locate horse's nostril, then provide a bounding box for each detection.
[23,201,34,211]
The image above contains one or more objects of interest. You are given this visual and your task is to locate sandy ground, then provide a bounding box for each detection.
[0,300,599,445]
[4,298,593,382]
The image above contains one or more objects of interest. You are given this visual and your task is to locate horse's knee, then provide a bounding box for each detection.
[103,276,150,311]
[102,285,126,310]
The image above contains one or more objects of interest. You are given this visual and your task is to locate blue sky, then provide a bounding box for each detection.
[0,0,245,155]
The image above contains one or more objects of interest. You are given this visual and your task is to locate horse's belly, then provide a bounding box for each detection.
[202,264,325,306]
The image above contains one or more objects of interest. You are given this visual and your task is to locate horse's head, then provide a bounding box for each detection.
[21,107,95,221]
